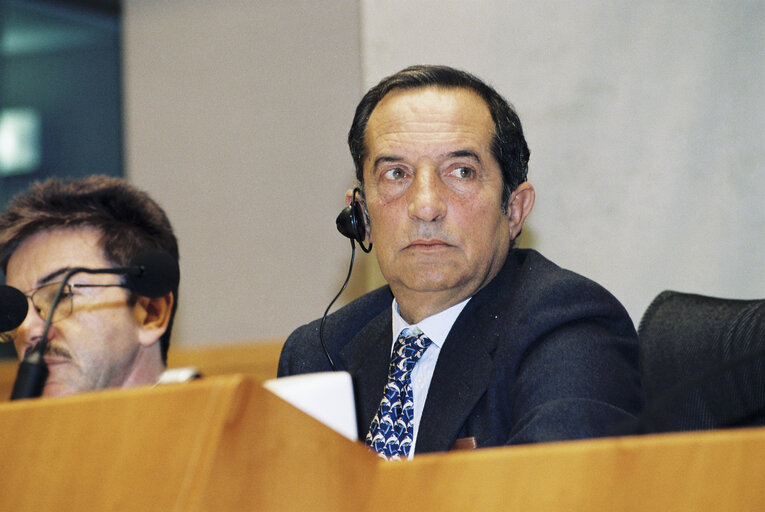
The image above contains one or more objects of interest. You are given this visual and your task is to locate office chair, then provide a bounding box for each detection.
[635,290,765,433]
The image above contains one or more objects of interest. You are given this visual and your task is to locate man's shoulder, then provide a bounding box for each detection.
[487,248,631,321]
[507,248,614,292]
[291,285,393,340]
[278,286,392,376]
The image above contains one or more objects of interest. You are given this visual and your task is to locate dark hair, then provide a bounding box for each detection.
[0,175,179,363]
[348,65,530,208]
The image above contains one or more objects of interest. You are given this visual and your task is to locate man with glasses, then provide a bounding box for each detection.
[0,176,179,397]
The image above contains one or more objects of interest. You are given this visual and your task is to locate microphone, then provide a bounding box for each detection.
[2,285,44,398]
[9,250,179,400]
[0,285,28,333]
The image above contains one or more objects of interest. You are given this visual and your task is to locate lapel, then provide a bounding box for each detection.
[338,310,392,437]
[415,299,498,452]
[415,252,520,453]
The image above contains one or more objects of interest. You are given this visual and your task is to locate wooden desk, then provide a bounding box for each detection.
[1,374,764,511]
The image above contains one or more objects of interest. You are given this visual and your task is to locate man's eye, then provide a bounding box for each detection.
[383,168,407,180]
[449,166,474,179]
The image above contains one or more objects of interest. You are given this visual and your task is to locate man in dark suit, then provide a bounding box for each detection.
[279,65,643,459]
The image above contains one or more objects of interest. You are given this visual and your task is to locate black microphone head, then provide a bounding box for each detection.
[0,285,29,332]
[125,250,180,298]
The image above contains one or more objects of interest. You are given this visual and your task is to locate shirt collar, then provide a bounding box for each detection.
[391,297,471,349]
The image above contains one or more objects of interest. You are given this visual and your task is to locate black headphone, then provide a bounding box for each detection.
[335,187,372,253]
[321,187,372,371]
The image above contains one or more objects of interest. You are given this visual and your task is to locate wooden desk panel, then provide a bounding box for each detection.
[0,375,375,511]
[167,339,284,381]
[376,427,765,511]
[1,374,764,511]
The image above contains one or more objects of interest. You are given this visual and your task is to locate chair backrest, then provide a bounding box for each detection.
[636,290,765,433]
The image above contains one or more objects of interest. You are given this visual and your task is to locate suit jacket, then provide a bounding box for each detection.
[279,249,643,453]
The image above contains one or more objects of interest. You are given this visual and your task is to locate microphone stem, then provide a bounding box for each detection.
[9,275,74,400]
[9,348,48,400]
[37,272,80,354]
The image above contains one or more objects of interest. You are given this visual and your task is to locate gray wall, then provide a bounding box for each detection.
[123,0,363,347]
[123,1,764,349]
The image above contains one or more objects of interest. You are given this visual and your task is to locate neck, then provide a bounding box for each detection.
[395,291,468,324]
[119,344,166,388]
[393,251,510,324]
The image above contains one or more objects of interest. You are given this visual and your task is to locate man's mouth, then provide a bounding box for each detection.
[407,238,451,250]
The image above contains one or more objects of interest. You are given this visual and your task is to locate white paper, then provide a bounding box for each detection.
[263,371,358,441]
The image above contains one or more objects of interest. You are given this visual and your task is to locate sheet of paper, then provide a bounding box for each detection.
[263,371,357,441]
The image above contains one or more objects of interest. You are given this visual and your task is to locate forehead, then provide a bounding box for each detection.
[5,226,108,290]
[364,86,494,161]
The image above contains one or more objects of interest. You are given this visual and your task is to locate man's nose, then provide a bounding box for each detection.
[407,170,446,222]
[15,300,51,356]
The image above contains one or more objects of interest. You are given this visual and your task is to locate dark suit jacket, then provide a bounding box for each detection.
[279,249,643,453]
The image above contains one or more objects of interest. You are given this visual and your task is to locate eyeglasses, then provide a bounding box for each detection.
[0,282,129,344]
[26,281,130,324]
[1,281,128,344]
[0,281,129,344]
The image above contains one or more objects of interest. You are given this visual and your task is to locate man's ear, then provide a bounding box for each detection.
[134,292,173,347]
[507,182,535,240]
[344,187,371,242]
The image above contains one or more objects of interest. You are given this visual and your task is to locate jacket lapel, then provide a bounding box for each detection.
[338,310,392,438]
[416,304,498,452]
[415,253,521,453]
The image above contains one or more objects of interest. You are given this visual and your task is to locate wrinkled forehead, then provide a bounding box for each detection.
[370,86,493,129]
[364,87,496,166]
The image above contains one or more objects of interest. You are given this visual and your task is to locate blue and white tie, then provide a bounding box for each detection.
[366,327,432,460]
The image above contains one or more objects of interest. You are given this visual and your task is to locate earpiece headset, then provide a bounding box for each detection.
[335,187,373,253]
[320,187,372,371]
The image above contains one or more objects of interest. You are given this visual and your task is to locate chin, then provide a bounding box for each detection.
[403,275,463,293]
[407,264,467,288]
[42,381,82,398]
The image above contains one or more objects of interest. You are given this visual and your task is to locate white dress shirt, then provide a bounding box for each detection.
[390,297,470,458]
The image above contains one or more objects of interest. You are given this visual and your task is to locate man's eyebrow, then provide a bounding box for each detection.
[373,151,482,169]
[372,155,403,169]
[448,150,482,164]
[37,267,71,286]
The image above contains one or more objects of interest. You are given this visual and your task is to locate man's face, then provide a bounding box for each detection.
[5,226,143,397]
[362,86,515,322]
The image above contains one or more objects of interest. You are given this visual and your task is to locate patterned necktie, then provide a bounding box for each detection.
[366,327,432,460]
